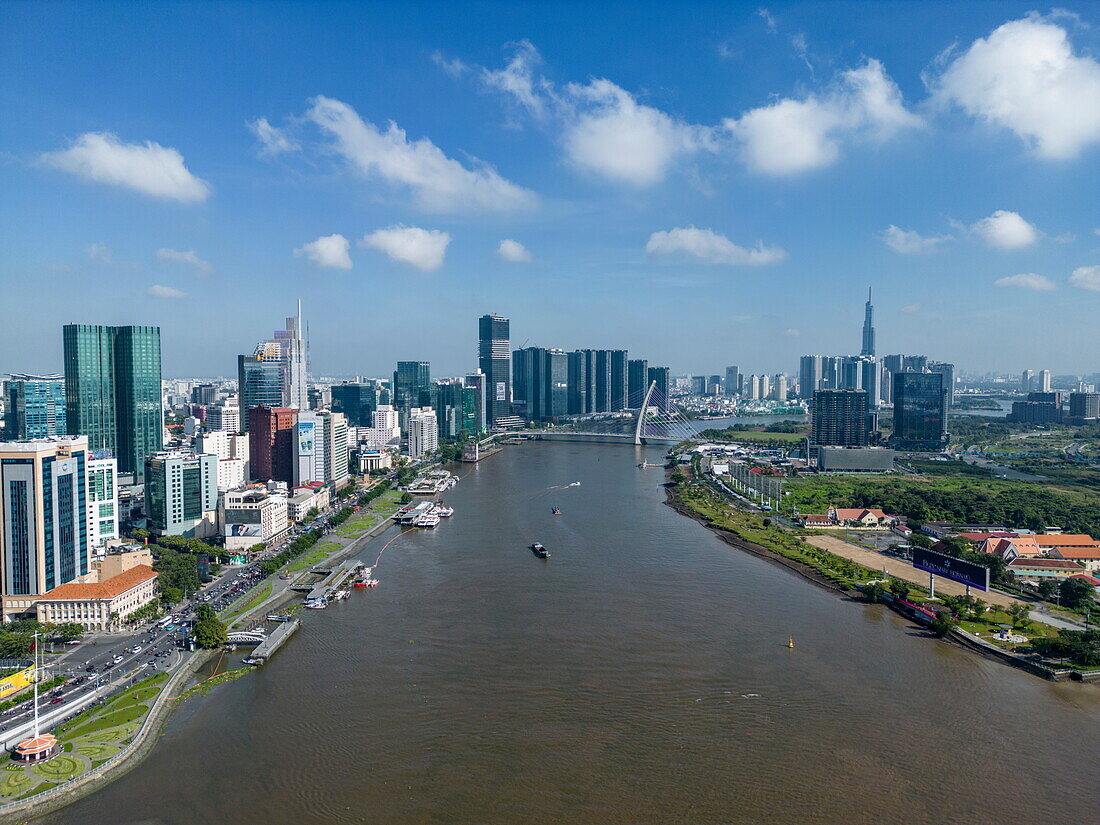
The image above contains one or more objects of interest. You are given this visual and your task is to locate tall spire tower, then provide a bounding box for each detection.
[861,286,875,357]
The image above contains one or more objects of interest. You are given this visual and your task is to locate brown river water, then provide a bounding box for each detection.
[36,442,1100,825]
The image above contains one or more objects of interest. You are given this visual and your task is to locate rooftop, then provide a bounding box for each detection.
[38,565,157,601]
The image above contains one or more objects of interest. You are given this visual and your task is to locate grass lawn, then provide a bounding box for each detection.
[0,771,33,797]
[73,720,141,744]
[31,754,85,781]
[222,581,274,623]
[286,542,343,573]
[65,703,147,740]
[73,741,120,760]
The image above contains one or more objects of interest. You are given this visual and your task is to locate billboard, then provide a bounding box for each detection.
[495,382,507,402]
[912,547,990,591]
[0,665,36,701]
[228,523,262,537]
[298,422,315,456]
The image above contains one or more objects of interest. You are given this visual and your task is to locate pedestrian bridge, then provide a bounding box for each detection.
[227,630,266,645]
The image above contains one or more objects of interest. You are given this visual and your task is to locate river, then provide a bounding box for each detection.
[37,442,1100,825]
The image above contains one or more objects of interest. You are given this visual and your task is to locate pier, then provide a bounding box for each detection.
[305,559,363,602]
[245,618,300,665]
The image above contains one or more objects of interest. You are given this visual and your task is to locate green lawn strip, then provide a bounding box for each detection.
[64,703,148,740]
[72,720,141,744]
[0,771,33,797]
[285,542,343,573]
[221,581,274,623]
[31,754,85,782]
[20,781,55,799]
[73,741,121,760]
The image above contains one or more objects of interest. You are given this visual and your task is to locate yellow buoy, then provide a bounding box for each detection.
[788,636,795,648]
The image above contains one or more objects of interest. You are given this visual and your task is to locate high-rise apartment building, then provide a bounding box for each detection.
[514,348,568,420]
[3,374,66,440]
[1069,392,1100,421]
[627,359,649,406]
[593,351,612,412]
[771,375,788,403]
[811,390,869,447]
[1021,370,1036,392]
[248,406,297,485]
[478,314,511,428]
[610,350,629,411]
[63,324,162,482]
[145,451,218,537]
[567,352,589,415]
[798,356,821,399]
[724,366,742,397]
[890,372,948,451]
[1038,369,1053,393]
[407,407,438,459]
[0,437,91,605]
[196,430,250,490]
[647,366,671,410]
[357,405,401,449]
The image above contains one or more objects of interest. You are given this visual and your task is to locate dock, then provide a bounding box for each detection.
[246,618,300,665]
[305,559,363,602]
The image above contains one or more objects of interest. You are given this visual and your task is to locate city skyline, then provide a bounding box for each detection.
[3,4,1100,376]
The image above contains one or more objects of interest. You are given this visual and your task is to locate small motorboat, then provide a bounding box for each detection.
[364,578,379,587]
[551,507,562,515]
[305,600,327,610]
[353,580,367,588]
[531,543,550,559]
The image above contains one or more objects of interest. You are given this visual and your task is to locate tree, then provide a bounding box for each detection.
[930,609,958,637]
[1037,579,1059,601]
[304,507,320,522]
[193,617,227,649]
[888,579,911,601]
[970,598,987,621]
[863,581,886,603]
[1006,601,1031,629]
[195,603,216,622]
[51,623,84,642]
[1059,578,1095,611]
[400,492,413,504]
[908,533,933,550]
[158,585,183,607]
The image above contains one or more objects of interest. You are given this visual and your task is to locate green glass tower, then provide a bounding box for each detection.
[63,325,163,482]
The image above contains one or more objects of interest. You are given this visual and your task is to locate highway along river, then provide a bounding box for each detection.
[36,443,1100,825]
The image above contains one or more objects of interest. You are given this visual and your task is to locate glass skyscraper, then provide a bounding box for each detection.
[63,325,162,482]
[890,372,948,451]
[478,314,510,427]
[3,374,66,440]
[393,361,432,417]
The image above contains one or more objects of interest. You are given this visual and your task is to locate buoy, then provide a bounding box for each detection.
[788,636,795,648]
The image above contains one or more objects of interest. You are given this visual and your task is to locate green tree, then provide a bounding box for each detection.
[863,581,886,603]
[970,598,987,621]
[158,584,183,606]
[1059,578,1095,610]
[304,507,320,522]
[400,492,413,504]
[1037,579,1059,601]
[195,603,216,622]
[930,609,958,637]
[1006,601,1031,629]
[888,579,911,601]
[193,617,227,649]
[51,623,84,642]
[908,533,933,549]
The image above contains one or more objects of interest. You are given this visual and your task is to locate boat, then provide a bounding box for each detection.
[436,504,454,517]
[364,578,379,587]
[531,542,550,559]
[353,580,367,588]
[551,507,562,515]
[333,590,350,600]
[416,513,441,527]
[305,600,327,609]
[266,613,292,622]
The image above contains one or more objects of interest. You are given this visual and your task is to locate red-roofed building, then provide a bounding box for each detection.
[828,507,898,528]
[1007,558,1086,580]
[1049,546,1100,572]
[34,565,158,630]
[1070,574,1100,590]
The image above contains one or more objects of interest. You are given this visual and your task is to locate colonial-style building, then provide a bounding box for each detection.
[35,564,158,629]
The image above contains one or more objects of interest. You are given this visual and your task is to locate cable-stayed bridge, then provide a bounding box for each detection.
[524,381,701,446]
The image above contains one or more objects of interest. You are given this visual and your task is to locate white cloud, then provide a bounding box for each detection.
[146,284,187,299]
[360,226,450,271]
[645,227,787,266]
[758,8,778,34]
[784,327,800,337]
[496,239,531,262]
[482,40,551,119]
[432,51,469,79]
[157,248,211,276]
[994,272,1055,291]
[726,59,921,175]
[87,243,114,264]
[970,210,1038,249]
[930,16,1100,159]
[882,225,951,254]
[305,96,534,213]
[1069,265,1100,291]
[248,118,299,156]
[901,303,923,314]
[42,132,210,202]
[563,79,712,185]
[294,234,352,270]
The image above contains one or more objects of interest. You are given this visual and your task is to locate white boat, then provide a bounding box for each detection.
[416,513,441,527]
[436,505,454,517]
[306,600,327,609]
[364,578,379,587]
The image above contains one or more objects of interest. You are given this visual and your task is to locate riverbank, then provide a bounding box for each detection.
[664,467,1094,685]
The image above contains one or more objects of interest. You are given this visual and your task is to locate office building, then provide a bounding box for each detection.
[890,372,948,451]
[465,371,487,432]
[3,374,66,440]
[628,359,649,406]
[647,367,671,410]
[248,406,297,485]
[811,390,870,447]
[323,411,349,488]
[145,451,218,538]
[771,374,788,403]
[204,404,240,433]
[434,381,480,438]
[478,314,511,427]
[221,484,289,551]
[357,405,402,449]
[724,366,742,397]
[610,350,629,411]
[237,348,283,433]
[861,287,875,357]
[393,361,432,419]
[196,430,250,491]
[706,375,723,397]
[1010,400,1062,424]
[294,410,349,488]
[63,324,162,482]
[860,358,881,408]
[34,564,159,630]
[275,301,308,411]
[407,407,438,459]
[86,453,118,549]
[0,437,92,615]
[1037,369,1053,393]
[331,382,386,427]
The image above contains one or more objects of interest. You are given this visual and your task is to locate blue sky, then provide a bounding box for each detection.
[2,1,1099,378]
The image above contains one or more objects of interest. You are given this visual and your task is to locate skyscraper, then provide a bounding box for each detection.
[331,382,385,427]
[393,361,431,418]
[610,350,629,411]
[567,351,590,414]
[627,359,649,406]
[593,351,612,412]
[478,314,511,428]
[63,325,162,482]
[3,374,66,440]
[275,300,308,411]
[928,362,956,407]
[890,372,948,451]
[861,287,875,357]
[647,366,670,410]
[407,407,439,459]
[798,356,821,399]
[724,366,742,397]
[811,389,870,447]
[238,303,308,436]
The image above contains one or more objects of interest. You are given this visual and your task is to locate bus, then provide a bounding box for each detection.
[156,616,174,629]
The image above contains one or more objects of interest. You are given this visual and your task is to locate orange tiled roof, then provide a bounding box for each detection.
[1034,534,1100,547]
[1052,547,1100,559]
[38,565,156,601]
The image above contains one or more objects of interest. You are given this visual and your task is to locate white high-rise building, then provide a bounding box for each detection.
[87,455,118,549]
[1038,369,1052,393]
[770,375,788,403]
[196,431,250,491]
[205,404,240,433]
[275,300,308,410]
[407,407,438,459]
[324,411,349,488]
[357,404,401,448]
[294,411,349,488]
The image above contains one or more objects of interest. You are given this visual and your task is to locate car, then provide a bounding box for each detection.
[49,697,63,704]
[85,665,96,672]
[112,656,124,664]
